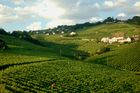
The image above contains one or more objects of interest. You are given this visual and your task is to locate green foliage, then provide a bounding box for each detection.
[108,42,140,72]
[0,39,8,50]
[103,17,115,23]
[0,23,140,92]
[30,22,102,35]
[127,16,140,25]
[0,28,9,35]
[11,31,44,46]
[1,60,140,92]
[62,50,89,60]
[96,47,110,55]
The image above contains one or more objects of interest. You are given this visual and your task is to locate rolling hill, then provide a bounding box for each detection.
[0,23,140,92]
[37,23,140,72]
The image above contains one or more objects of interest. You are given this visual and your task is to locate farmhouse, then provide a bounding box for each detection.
[109,37,124,44]
[112,37,124,40]
[46,33,50,35]
[52,32,55,35]
[118,37,131,43]
[101,36,132,44]
[61,31,64,34]
[101,37,110,43]
[70,32,77,36]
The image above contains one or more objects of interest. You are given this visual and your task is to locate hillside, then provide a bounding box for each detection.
[33,23,140,72]
[77,23,140,71]
[30,23,140,72]
[78,23,140,39]
[0,23,140,92]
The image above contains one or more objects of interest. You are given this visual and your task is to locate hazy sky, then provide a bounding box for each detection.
[0,0,140,31]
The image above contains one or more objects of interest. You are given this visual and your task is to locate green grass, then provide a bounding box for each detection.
[78,24,140,39]
[0,23,140,92]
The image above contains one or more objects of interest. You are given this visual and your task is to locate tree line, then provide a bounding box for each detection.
[30,16,140,34]
[1,16,140,36]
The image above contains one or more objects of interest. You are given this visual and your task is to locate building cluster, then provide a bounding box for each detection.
[45,31,77,37]
[101,35,139,44]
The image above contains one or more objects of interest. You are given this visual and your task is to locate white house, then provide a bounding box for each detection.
[101,37,110,43]
[61,31,64,34]
[118,37,131,43]
[101,36,132,44]
[114,37,124,40]
[46,33,50,35]
[52,32,55,35]
[109,39,116,44]
[70,32,77,36]
[126,37,131,42]
[108,37,124,44]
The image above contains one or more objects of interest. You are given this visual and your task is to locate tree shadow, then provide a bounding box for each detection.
[88,55,115,65]
[0,59,56,71]
[6,40,90,60]
[1,40,90,70]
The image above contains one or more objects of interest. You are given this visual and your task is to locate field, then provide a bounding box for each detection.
[0,23,140,92]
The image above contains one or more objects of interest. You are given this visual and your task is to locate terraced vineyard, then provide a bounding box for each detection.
[1,59,140,93]
[0,23,140,92]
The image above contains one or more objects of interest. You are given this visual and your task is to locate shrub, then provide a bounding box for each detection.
[11,31,31,39]
[96,47,110,55]
[74,51,90,60]
[62,50,89,60]
[11,31,45,46]
[0,39,8,50]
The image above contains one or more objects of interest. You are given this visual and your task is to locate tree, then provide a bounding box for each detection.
[103,17,115,23]
[0,28,8,35]
[96,47,110,55]
[127,16,140,25]
[132,16,140,25]
[0,39,8,50]
[11,31,23,38]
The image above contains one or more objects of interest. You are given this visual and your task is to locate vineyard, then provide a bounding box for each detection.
[1,59,140,93]
[0,23,140,92]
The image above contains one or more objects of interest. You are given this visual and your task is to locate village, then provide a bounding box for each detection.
[38,30,140,44]
[101,35,139,44]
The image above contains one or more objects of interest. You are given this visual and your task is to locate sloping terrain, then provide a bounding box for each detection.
[78,24,140,39]
[41,23,140,72]
[0,23,140,92]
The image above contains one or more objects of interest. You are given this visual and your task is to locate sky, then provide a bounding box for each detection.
[0,0,140,32]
